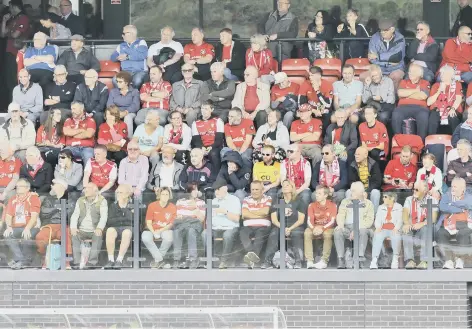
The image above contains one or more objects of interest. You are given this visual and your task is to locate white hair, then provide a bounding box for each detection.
[190,148,204,157]
[54,65,67,74]
[123,25,138,35]
[350,181,365,193]
[439,65,455,81]
[26,146,41,158]
[8,102,21,113]
[210,62,225,73]
[161,26,175,37]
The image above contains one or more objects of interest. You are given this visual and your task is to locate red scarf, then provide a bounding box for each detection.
[247,49,271,73]
[169,125,183,144]
[411,197,427,225]
[319,158,340,188]
[435,83,457,121]
[382,206,395,230]
[420,165,437,190]
[28,158,44,179]
[285,157,308,189]
[444,194,471,231]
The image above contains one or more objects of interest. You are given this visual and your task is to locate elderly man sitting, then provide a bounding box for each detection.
[41,65,76,123]
[23,32,57,89]
[447,139,472,191]
[12,69,43,123]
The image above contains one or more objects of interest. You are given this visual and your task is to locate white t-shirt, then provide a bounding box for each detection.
[159,163,175,188]
[148,40,184,58]
[133,124,164,152]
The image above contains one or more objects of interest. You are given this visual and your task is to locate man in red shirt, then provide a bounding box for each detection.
[83,145,118,195]
[383,146,417,191]
[290,104,323,164]
[183,27,214,81]
[0,144,21,205]
[359,105,389,162]
[63,101,96,165]
[391,64,431,140]
[222,107,256,168]
[440,26,472,83]
[271,72,300,128]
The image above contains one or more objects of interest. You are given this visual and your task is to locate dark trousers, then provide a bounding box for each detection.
[428,110,461,135]
[4,53,17,103]
[107,150,127,165]
[251,110,268,130]
[71,230,103,265]
[67,74,84,85]
[39,146,61,167]
[194,63,211,82]
[163,62,183,85]
[437,221,472,261]
[377,102,395,126]
[391,105,430,140]
[264,227,304,262]
[5,227,40,263]
[213,107,230,123]
[239,226,271,256]
[202,228,239,261]
[29,69,54,90]
[207,147,222,173]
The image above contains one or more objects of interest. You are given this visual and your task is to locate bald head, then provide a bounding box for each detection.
[354,146,369,163]
[244,66,259,84]
[458,25,472,42]
[33,32,47,48]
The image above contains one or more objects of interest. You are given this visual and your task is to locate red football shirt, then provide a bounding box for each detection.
[359,121,389,156]
[290,118,323,145]
[398,79,430,107]
[6,14,30,55]
[64,116,96,148]
[0,157,21,187]
[244,85,260,112]
[299,80,333,105]
[224,119,256,148]
[271,82,300,102]
[383,158,418,191]
[140,81,172,110]
[184,42,215,60]
[429,82,463,113]
[222,45,232,61]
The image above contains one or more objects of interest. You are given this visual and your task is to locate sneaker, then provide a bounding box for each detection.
[455,258,464,269]
[443,260,454,269]
[294,261,302,269]
[113,261,123,270]
[370,257,378,269]
[306,261,316,269]
[11,261,25,270]
[359,260,366,269]
[391,258,399,269]
[7,260,16,267]
[246,252,260,264]
[405,260,416,269]
[150,260,165,269]
[314,260,328,269]
[104,261,114,269]
[416,261,428,270]
[189,259,200,269]
[172,261,180,269]
[260,261,273,269]
[218,261,228,269]
[337,257,346,269]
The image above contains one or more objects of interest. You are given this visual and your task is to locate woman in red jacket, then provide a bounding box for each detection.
[246,34,275,85]
[36,108,65,166]
[97,105,128,165]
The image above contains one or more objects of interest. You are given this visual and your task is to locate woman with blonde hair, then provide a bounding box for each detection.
[98,105,128,164]
[246,34,275,84]
[133,110,164,166]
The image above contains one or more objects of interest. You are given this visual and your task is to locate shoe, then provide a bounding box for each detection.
[246,252,260,264]
[337,257,346,269]
[306,261,316,269]
[405,260,416,269]
[359,260,366,269]
[391,258,399,269]
[314,260,328,269]
[172,261,180,269]
[218,261,227,269]
[104,261,114,269]
[150,260,165,269]
[11,261,25,270]
[443,260,454,269]
[179,261,188,269]
[189,259,200,269]
[370,257,378,270]
[7,260,16,267]
[260,261,273,269]
[113,261,123,269]
[455,258,464,269]
[416,261,428,270]
[294,261,302,269]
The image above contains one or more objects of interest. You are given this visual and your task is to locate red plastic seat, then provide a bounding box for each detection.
[321,76,339,84]
[425,134,453,153]
[312,58,342,79]
[287,76,307,85]
[281,58,310,76]
[98,60,121,78]
[99,77,115,91]
[391,134,424,158]
[345,58,371,76]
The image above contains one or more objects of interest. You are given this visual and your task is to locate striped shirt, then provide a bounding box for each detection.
[176,198,205,220]
[242,195,272,227]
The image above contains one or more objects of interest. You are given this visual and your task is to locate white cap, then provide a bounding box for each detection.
[273,72,288,84]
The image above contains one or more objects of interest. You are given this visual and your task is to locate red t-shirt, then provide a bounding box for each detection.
[36,125,66,146]
[6,193,41,228]
[398,79,430,107]
[140,81,172,110]
[64,116,96,148]
[271,82,300,102]
[222,45,232,61]
[244,85,260,112]
[359,121,389,156]
[299,80,333,105]
[6,14,30,55]
[383,158,418,191]
[193,117,224,147]
[307,201,337,228]
[429,82,463,113]
[290,118,323,145]
[0,157,21,187]
[146,201,177,230]
[184,42,215,60]
[97,122,128,150]
[224,119,256,148]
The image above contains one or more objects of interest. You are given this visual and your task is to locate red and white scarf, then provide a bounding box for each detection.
[28,158,44,179]
[420,165,437,191]
[247,49,272,73]
[435,83,457,121]
[411,197,427,225]
[444,194,472,231]
[285,157,308,189]
[169,125,183,144]
[319,158,340,188]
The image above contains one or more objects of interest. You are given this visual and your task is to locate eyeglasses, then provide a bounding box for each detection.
[287,150,295,154]
[322,152,331,155]
[16,185,29,188]
[54,73,66,76]
[10,110,19,113]
[59,4,71,7]
[262,153,272,156]
[182,69,193,73]
[416,28,424,31]
[122,32,131,36]
[128,148,139,151]
[58,155,69,160]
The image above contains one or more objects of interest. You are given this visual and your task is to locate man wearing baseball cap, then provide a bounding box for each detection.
[271,72,300,128]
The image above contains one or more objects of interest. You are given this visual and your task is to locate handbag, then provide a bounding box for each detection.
[43,226,61,270]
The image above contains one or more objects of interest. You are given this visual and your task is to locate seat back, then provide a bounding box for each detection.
[312,58,342,78]
[281,58,310,73]
[345,58,371,76]
[391,134,424,157]
[98,60,121,78]
[425,134,453,153]
[271,59,279,73]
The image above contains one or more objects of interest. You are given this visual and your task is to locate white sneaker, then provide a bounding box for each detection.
[370,257,378,269]
[306,261,316,269]
[391,258,399,269]
[443,260,454,269]
[314,260,327,269]
[455,258,464,269]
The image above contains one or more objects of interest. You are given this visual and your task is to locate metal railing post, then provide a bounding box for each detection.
[423,198,437,270]
[90,41,96,56]
[206,199,213,271]
[352,200,360,270]
[278,199,286,270]
[132,198,140,269]
[339,40,345,63]
[60,199,67,270]
[277,41,283,71]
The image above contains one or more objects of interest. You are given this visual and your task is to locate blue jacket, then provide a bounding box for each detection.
[111,39,148,73]
[452,122,472,147]
[24,45,57,71]
[437,190,472,230]
[107,87,140,114]
[368,30,405,75]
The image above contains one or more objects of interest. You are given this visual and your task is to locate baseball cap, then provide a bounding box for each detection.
[298,103,312,113]
[71,34,84,41]
[273,72,288,84]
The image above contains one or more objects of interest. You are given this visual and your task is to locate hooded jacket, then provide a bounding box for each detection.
[348,157,382,193]
[214,40,247,80]
[216,151,251,193]
[368,30,406,74]
[0,117,36,152]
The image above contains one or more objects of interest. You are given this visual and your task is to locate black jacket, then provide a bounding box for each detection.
[61,13,85,36]
[73,81,108,114]
[324,122,358,153]
[348,157,382,193]
[303,23,335,59]
[39,194,69,226]
[57,48,100,76]
[311,159,349,191]
[200,78,236,110]
[452,5,472,36]
[406,38,440,74]
[107,201,133,228]
[20,162,53,193]
[337,23,369,58]
[214,40,247,80]
[45,81,76,110]
[216,151,251,192]
[179,161,216,191]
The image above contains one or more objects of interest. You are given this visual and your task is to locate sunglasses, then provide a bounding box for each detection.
[262,153,272,156]
[322,152,331,155]
[287,150,295,154]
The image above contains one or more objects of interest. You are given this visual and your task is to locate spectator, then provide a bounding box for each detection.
[132,111,163,166]
[232,66,270,129]
[83,145,118,195]
[369,192,403,269]
[170,63,203,126]
[204,181,241,269]
[311,144,348,205]
[257,0,298,61]
[427,65,463,135]
[178,148,215,194]
[252,145,281,200]
[347,146,382,212]
[324,109,358,163]
[240,181,272,269]
[191,101,225,173]
[406,21,439,82]
[358,105,389,162]
[305,186,337,269]
[83,2,103,39]
[447,139,472,188]
[215,28,246,81]
[147,145,183,192]
[223,107,256,168]
[70,182,108,269]
[63,101,96,165]
[1,0,30,102]
[383,146,417,191]
[336,8,369,59]
[0,103,36,163]
[416,153,443,199]
[184,27,214,81]
[452,107,472,147]
[290,103,323,164]
[0,144,21,204]
[57,34,100,85]
[440,26,472,84]
[59,0,84,36]
[19,146,53,194]
[111,24,148,90]
[271,72,299,128]
[437,177,472,269]
[147,26,184,84]
[173,183,206,269]
[304,10,334,61]
[23,32,56,89]
[136,65,172,126]
[36,108,65,166]
[3,179,41,269]
[104,184,134,269]
[107,71,140,139]
[451,0,472,36]
[367,19,406,90]
[391,64,431,141]
[298,66,333,131]
[39,13,71,40]
[280,143,312,207]
[142,187,176,268]
[245,34,274,84]
[362,65,396,125]
[163,111,192,164]
[216,150,251,201]
[253,109,290,162]
[333,64,363,122]
[12,69,43,123]
[264,180,305,269]
[334,181,375,269]
[54,149,83,192]
[200,62,236,123]
[42,65,76,123]
[118,141,149,198]
[97,105,128,165]
[73,69,108,128]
